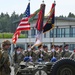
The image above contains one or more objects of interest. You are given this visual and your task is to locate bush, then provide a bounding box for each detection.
[0,33,26,38]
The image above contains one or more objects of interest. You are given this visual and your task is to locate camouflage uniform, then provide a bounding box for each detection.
[23,50,37,62]
[62,44,72,57]
[49,50,57,60]
[13,47,24,75]
[72,54,75,60]
[30,50,37,62]
[55,50,63,60]
[55,45,63,59]
[42,51,49,61]
[35,50,49,62]
[0,40,11,75]
[43,45,49,61]
[62,51,72,57]
[24,50,32,57]
[70,51,75,60]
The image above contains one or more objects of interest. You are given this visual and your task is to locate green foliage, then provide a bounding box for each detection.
[0,33,26,38]
[68,12,75,18]
[0,12,23,33]
[19,34,26,38]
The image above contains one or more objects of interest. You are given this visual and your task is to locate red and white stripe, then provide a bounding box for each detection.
[17,17,30,31]
[12,31,21,44]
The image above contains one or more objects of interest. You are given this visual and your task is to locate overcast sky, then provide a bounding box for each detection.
[0,0,75,16]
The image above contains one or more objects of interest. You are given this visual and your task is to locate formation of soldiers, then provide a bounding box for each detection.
[0,40,75,75]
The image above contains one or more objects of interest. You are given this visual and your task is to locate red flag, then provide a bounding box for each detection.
[35,4,45,31]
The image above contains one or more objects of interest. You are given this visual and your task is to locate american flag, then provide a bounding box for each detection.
[17,2,30,31]
[12,3,30,44]
[12,31,21,44]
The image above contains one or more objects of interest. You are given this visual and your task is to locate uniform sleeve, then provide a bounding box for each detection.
[2,52,10,66]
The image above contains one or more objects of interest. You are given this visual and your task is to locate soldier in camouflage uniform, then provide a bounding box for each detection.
[23,44,32,57]
[13,46,24,75]
[23,49,37,62]
[56,45,63,59]
[34,45,49,62]
[54,45,60,60]
[30,47,37,62]
[23,45,37,62]
[0,40,11,75]
[62,44,72,57]
[43,45,49,61]
[49,45,56,60]
[35,45,42,60]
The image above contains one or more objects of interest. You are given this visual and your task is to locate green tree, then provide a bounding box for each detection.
[68,12,75,17]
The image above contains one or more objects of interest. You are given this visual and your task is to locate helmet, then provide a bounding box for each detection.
[2,40,11,47]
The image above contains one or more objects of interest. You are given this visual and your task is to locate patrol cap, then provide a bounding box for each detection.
[2,40,11,47]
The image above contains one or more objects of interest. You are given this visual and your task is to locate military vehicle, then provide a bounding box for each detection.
[16,57,75,75]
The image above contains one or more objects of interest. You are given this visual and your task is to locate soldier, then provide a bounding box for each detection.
[35,44,49,62]
[13,46,24,75]
[23,45,32,58]
[0,40,11,75]
[43,45,49,61]
[30,47,37,62]
[43,45,48,52]
[49,45,56,60]
[62,44,72,57]
[34,44,43,61]
[57,45,63,59]
[23,44,32,57]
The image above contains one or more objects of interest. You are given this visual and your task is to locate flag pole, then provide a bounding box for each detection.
[28,0,30,2]
[42,0,44,4]
[52,1,56,57]
[52,1,56,47]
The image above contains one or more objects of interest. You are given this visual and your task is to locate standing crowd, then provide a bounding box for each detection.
[0,40,75,75]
